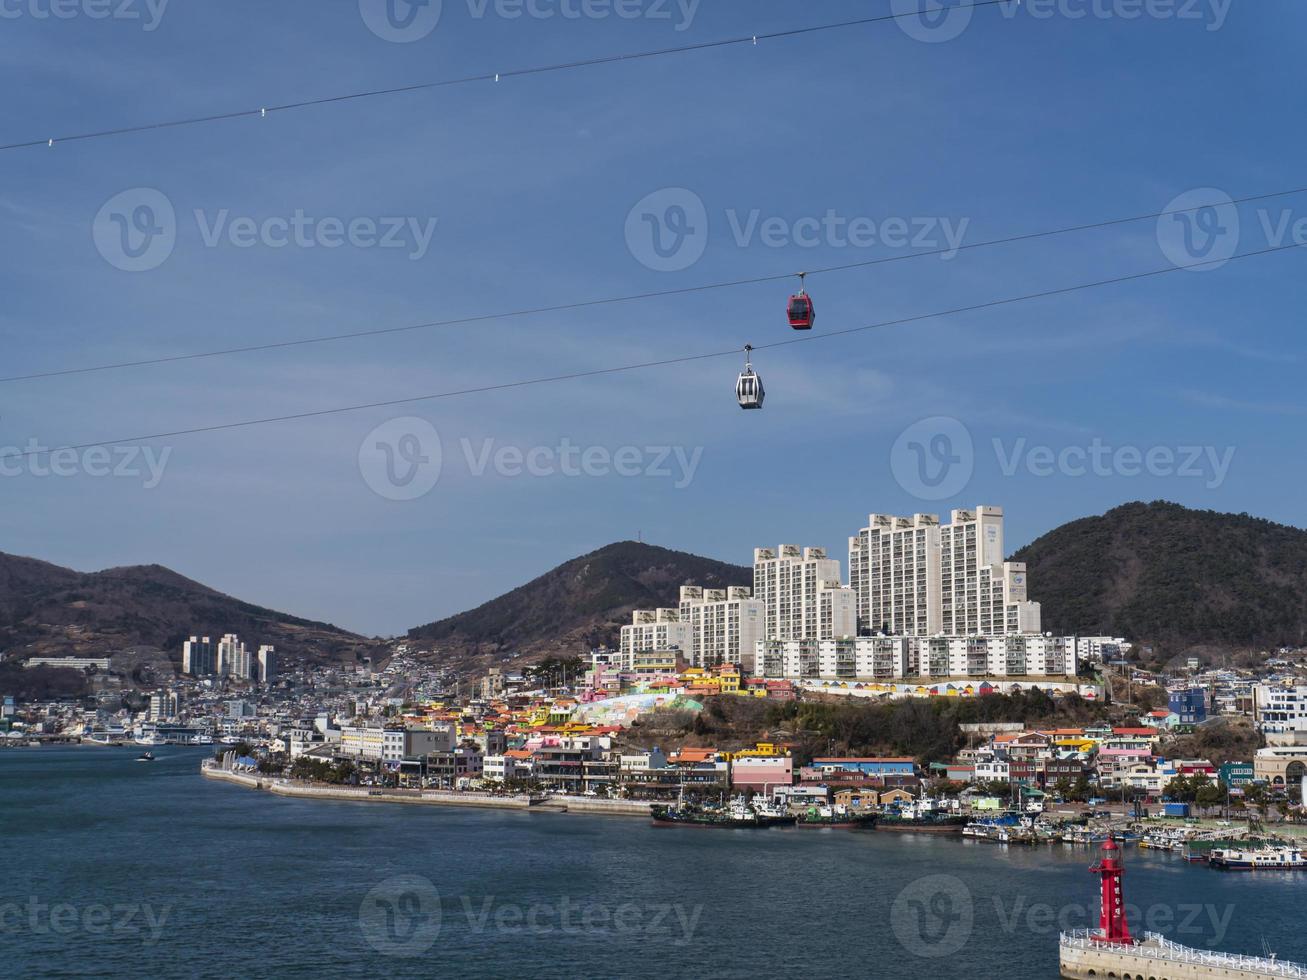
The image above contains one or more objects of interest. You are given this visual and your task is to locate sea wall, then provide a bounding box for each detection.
[201,766,651,817]
[1060,937,1300,979]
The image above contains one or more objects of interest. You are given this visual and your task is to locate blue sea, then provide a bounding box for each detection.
[3,747,1303,979]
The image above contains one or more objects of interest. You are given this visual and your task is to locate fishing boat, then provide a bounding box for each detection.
[876,801,968,833]
[796,805,878,829]
[651,795,795,829]
[1209,846,1307,871]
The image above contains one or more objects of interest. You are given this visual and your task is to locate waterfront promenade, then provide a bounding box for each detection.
[201,763,653,817]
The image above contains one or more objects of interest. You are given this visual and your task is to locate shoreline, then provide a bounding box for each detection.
[201,764,653,817]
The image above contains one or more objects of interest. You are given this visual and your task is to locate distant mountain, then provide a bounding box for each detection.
[0,552,376,670]
[408,541,751,669]
[1012,501,1307,653]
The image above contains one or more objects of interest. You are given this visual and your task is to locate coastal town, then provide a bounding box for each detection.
[6,506,1307,862]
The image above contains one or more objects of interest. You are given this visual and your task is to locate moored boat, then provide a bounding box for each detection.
[651,796,796,829]
[1209,846,1307,871]
[796,805,878,829]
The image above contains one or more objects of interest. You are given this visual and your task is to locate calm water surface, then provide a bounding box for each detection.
[3,747,1303,979]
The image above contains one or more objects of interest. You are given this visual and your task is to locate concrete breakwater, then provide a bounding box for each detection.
[201,765,653,817]
[1059,931,1307,979]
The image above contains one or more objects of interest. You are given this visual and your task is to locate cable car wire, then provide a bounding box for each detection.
[1,2,1009,154]
[2,239,1301,465]
[4,182,1303,385]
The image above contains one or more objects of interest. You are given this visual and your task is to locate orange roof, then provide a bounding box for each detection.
[504,749,532,759]
[673,747,718,762]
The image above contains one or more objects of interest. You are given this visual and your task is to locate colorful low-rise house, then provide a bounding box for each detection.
[1140,708,1180,729]
[714,664,742,694]
[1218,761,1254,787]
[730,753,794,795]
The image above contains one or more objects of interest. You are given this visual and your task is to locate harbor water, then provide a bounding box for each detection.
[4,747,1305,979]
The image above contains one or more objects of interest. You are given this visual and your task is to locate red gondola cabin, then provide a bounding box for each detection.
[787,291,814,330]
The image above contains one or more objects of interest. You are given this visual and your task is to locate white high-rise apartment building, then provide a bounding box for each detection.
[939,506,1040,635]
[753,545,855,641]
[619,610,692,669]
[848,514,942,635]
[679,585,765,672]
[183,636,216,676]
[257,645,279,685]
[848,506,1040,637]
[216,633,251,679]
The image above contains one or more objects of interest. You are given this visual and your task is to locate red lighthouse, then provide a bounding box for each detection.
[1089,835,1133,944]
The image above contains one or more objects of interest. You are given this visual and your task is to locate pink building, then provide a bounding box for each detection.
[730,755,794,795]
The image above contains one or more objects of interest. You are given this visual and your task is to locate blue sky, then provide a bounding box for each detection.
[1,0,1304,638]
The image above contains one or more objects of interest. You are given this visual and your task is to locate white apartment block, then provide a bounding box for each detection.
[1255,686,1307,735]
[680,585,765,672]
[182,636,216,676]
[849,513,942,635]
[848,506,1040,637]
[216,634,251,679]
[755,634,1077,682]
[619,609,692,669]
[753,545,854,641]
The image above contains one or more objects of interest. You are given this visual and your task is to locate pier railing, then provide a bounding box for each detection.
[1060,931,1307,977]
